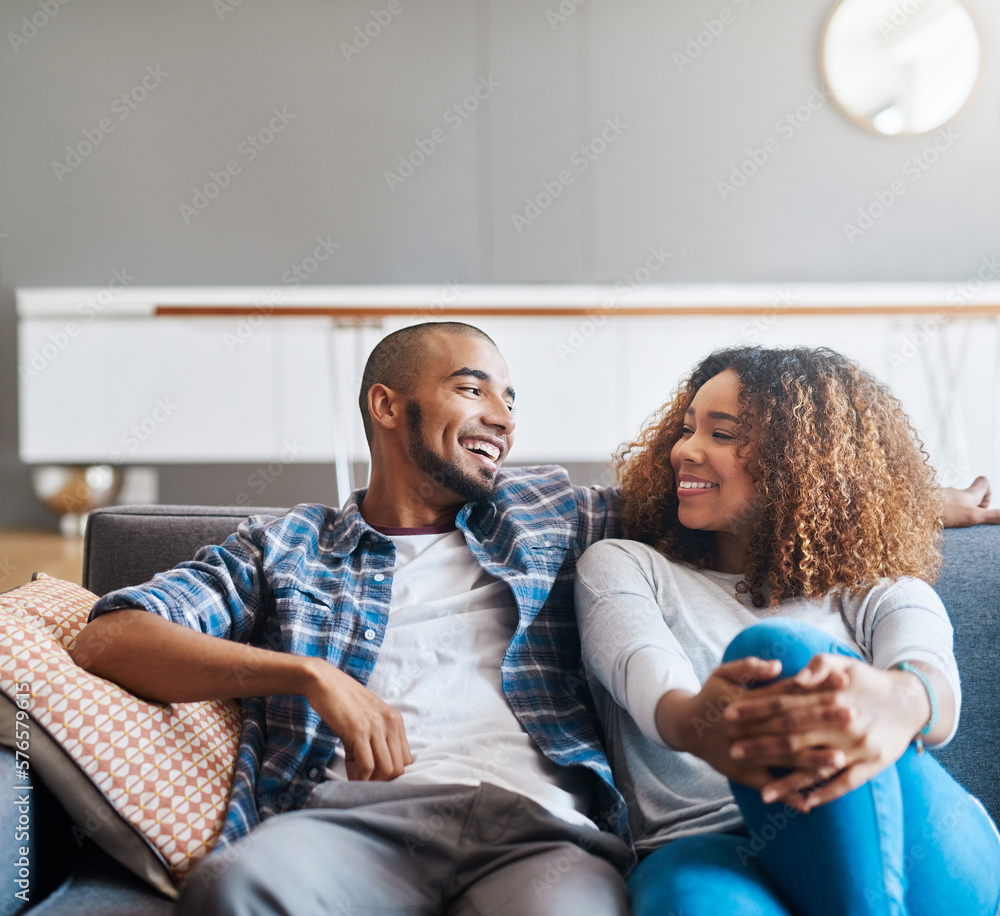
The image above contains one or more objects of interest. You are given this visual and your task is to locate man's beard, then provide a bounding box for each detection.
[405,400,498,505]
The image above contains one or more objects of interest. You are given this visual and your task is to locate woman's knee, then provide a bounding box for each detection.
[722,620,853,678]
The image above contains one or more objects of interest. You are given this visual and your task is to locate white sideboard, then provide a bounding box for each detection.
[17,283,1000,493]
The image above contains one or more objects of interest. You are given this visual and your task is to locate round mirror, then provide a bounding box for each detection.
[822,0,980,136]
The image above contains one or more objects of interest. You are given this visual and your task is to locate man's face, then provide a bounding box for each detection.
[404,333,516,505]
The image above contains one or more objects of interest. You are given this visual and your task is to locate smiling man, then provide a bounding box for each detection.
[71,322,632,916]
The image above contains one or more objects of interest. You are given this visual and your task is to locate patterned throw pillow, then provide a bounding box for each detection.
[0,575,241,898]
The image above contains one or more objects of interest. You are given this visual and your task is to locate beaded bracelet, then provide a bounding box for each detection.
[896,661,939,753]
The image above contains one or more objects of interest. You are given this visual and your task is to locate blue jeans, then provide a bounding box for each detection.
[628,620,1000,916]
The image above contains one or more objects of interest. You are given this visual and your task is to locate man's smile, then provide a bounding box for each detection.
[460,435,505,470]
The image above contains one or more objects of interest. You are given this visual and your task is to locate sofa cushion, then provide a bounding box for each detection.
[0,575,241,898]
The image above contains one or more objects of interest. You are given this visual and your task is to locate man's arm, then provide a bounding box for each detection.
[942,476,1000,527]
[71,610,412,780]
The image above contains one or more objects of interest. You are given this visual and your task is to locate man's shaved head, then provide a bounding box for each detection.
[358,321,497,442]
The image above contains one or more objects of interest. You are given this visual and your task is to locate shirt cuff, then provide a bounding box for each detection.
[623,647,702,748]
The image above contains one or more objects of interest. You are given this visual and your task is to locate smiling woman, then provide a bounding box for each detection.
[669,369,757,575]
[615,345,941,606]
[575,345,1000,916]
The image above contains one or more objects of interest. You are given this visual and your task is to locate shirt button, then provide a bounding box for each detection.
[373,573,385,582]
[308,768,319,779]
[364,628,376,640]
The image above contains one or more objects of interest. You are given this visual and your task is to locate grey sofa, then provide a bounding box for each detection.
[4,505,999,915]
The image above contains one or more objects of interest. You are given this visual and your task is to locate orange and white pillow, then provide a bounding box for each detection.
[0,575,241,897]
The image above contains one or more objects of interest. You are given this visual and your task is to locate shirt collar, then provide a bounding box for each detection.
[330,488,500,557]
[326,489,390,557]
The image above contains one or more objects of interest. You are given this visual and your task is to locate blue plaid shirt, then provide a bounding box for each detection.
[91,465,631,850]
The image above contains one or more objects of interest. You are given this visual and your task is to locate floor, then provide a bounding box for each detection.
[0,529,85,591]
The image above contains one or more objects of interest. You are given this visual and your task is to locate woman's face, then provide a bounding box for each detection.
[670,368,757,569]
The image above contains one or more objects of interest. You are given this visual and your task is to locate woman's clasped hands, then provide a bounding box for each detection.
[664,654,931,814]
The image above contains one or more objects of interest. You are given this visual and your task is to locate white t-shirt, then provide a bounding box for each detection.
[326,526,594,828]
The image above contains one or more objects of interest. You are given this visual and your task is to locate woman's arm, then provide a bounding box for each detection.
[575,540,704,746]
[575,541,840,795]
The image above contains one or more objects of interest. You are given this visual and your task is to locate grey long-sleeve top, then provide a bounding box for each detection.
[574,538,961,855]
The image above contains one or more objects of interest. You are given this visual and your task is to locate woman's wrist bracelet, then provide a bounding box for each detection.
[895,661,939,752]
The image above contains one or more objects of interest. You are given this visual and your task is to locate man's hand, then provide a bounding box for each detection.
[942,476,1000,527]
[301,660,412,781]
[656,658,842,801]
[72,610,413,782]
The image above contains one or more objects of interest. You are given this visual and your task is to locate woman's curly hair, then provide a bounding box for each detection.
[616,346,943,607]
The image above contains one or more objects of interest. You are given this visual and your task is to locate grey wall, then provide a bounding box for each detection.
[2,0,998,527]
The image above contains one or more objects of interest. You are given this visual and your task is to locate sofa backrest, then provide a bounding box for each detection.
[928,526,1000,822]
[82,506,1000,824]
[82,504,286,597]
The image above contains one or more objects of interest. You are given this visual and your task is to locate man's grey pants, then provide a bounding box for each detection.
[179,781,632,916]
